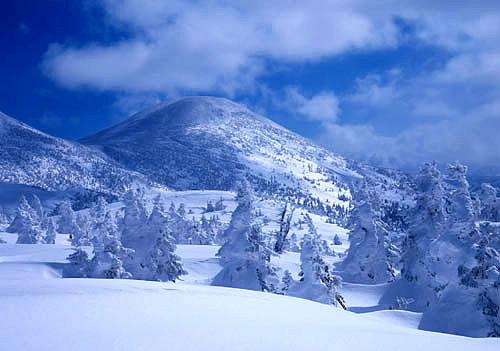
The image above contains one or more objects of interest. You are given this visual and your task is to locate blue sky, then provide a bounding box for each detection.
[2,1,500,172]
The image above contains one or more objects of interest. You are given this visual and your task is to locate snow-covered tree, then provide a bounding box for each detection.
[212,179,277,291]
[63,248,90,278]
[120,189,148,249]
[9,195,45,244]
[140,202,186,282]
[72,213,91,246]
[420,235,500,337]
[66,197,133,279]
[281,270,293,294]
[446,162,480,243]
[57,202,80,241]
[88,209,133,279]
[398,162,448,306]
[288,214,344,307]
[167,202,192,243]
[341,200,398,284]
[29,195,47,229]
[479,183,500,221]
[44,218,57,244]
[7,196,36,233]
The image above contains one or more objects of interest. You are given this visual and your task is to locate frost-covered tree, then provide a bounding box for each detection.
[479,183,500,221]
[288,214,344,307]
[44,218,57,244]
[88,210,133,279]
[10,196,45,244]
[29,195,47,229]
[63,248,90,278]
[341,200,398,284]
[167,202,192,243]
[281,270,293,294]
[120,189,149,249]
[67,197,133,279]
[57,202,80,240]
[398,162,448,308]
[72,213,91,246]
[420,235,500,337]
[446,162,480,243]
[212,179,277,291]
[140,202,186,282]
[7,196,36,233]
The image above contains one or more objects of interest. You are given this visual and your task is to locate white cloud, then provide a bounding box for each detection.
[283,88,340,123]
[42,0,400,94]
[40,0,500,171]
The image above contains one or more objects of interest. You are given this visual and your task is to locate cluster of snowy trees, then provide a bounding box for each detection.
[374,162,500,337]
[213,180,344,307]
[6,195,56,244]
[339,162,499,336]
[64,193,186,282]
[341,192,398,284]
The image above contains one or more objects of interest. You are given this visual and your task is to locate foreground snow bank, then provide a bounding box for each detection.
[0,276,498,351]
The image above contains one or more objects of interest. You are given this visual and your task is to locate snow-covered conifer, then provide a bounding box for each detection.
[44,218,57,244]
[89,210,133,279]
[479,183,500,221]
[120,189,148,249]
[141,202,186,281]
[212,179,277,291]
[57,202,80,241]
[63,248,90,278]
[341,200,398,284]
[289,214,344,306]
[10,196,45,244]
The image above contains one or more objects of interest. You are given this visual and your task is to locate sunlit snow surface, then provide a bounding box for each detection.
[0,190,498,350]
[0,241,498,351]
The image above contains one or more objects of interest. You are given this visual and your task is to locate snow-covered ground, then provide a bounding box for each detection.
[1,238,498,351]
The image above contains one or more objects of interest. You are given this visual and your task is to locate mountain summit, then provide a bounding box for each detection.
[83,96,359,206]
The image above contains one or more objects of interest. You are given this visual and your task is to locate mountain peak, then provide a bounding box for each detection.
[124,96,256,128]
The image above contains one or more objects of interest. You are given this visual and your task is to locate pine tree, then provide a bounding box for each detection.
[44,218,57,244]
[289,214,344,306]
[141,203,186,281]
[89,211,133,279]
[30,195,47,229]
[63,248,90,278]
[281,270,293,294]
[212,179,277,291]
[7,196,36,233]
[83,197,134,279]
[120,189,149,249]
[57,202,80,241]
[10,196,45,244]
[341,199,398,284]
[478,183,500,221]
[400,162,447,287]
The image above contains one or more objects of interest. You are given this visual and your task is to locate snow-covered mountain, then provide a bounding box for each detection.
[82,96,360,208]
[0,111,148,195]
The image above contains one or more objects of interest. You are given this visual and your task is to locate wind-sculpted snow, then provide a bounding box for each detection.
[82,97,357,208]
[0,112,147,195]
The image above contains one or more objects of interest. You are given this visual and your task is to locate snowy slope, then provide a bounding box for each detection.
[0,111,148,195]
[82,97,358,207]
[0,242,497,351]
